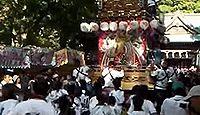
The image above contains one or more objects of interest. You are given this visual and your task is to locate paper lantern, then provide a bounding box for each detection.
[100,22,109,31]
[140,20,149,30]
[119,21,128,31]
[130,20,139,30]
[90,22,99,32]
[109,22,118,31]
[150,19,159,29]
[80,23,90,32]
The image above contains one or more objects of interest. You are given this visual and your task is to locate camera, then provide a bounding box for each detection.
[179,102,189,109]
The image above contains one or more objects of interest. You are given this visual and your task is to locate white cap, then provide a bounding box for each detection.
[13,75,19,83]
[90,22,99,32]
[80,22,90,32]
[140,20,149,30]
[100,22,109,31]
[183,85,200,100]
[109,22,118,31]
[119,21,128,31]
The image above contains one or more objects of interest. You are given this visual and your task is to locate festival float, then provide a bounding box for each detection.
[80,0,168,90]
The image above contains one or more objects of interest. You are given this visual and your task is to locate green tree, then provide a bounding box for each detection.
[158,0,200,13]
[0,0,98,49]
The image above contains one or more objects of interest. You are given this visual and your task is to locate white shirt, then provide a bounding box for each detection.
[0,99,18,115]
[160,95,188,115]
[127,99,157,115]
[130,111,150,115]
[72,65,90,81]
[90,105,116,115]
[89,96,98,112]
[101,67,124,87]
[109,89,125,114]
[154,69,169,90]
[8,99,57,115]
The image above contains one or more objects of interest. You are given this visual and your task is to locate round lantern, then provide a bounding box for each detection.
[80,22,90,32]
[90,22,99,32]
[140,20,149,30]
[109,22,118,31]
[100,22,109,31]
[130,20,139,30]
[150,19,159,29]
[119,21,128,31]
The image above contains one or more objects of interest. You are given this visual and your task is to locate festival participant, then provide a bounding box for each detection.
[72,59,90,86]
[101,61,124,88]
[0,84,19,115]
[0,73,14,98]
[12,75,21,89]
[8,74,57,115]
[160,86,187,115]
[127,85,157,115]
[183,85,200,115]
[109,78,125,114]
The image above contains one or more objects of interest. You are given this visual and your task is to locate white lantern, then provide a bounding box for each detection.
[80,22,90,32]
[109,22,118,31]
[150,19,159,29]
[100,22,109,31]
[119,21,128,31]
[130,20,139,30]
[140,20,149,30]
[90,22,99,32]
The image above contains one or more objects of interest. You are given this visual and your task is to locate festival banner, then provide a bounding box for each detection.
[0,47,30,68]
[30,47,54,66]
[55,48,68,67]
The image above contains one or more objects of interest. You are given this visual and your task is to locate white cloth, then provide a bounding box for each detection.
[8,99,57,115]
[72,65,90,81]
[127,99,157,115]
[130,111,150,115]
[101,67,124,87]
[0,99,18,115]
[160,95,188,115]
[109,89,125,114]
[154,69,170,90]
[89,96,98,112]
[90,105,116,115]
[148,0,159,6]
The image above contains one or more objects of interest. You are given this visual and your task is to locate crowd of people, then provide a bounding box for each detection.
[0,60,199,115]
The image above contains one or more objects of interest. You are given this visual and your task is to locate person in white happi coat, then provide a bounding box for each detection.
[101,61,124,88]
[0,84,19,115]
[160,86,187,115]
[109,78,125,114]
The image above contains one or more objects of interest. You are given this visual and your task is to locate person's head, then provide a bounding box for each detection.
[31,74,50,97]
[132,95,144,111]
[2,83,18,100]
[3,75,13,83]
[108,61,115,68]
[184,85,200,115]
[131,85,140,95]
[112,78,122,89]
[108,96,116,106]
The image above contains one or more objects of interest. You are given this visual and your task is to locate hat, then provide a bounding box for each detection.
[100,22,109,31]
[172,81,184,91]
[109,22,118,31]
[183,85,200,100]
[13,75,19,83]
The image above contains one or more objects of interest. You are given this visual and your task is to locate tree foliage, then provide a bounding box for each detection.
[0,0,98,49]
[158,0,200,13]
